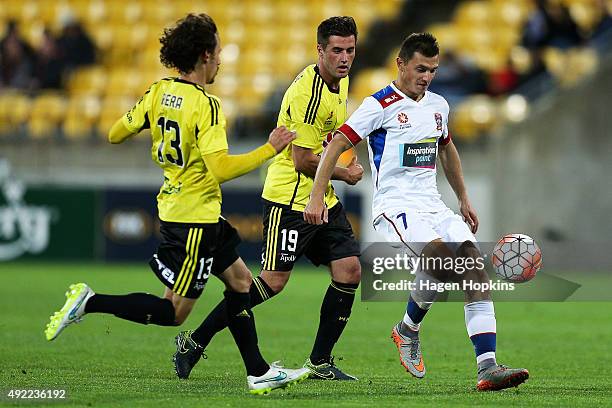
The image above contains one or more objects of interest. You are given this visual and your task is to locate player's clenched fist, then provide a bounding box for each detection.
[268,126,297,153]
[344,156,364,185]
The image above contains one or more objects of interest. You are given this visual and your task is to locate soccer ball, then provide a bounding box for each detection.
[491,234,542,283]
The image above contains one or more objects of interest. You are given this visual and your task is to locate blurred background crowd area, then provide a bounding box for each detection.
[0,0,610,144]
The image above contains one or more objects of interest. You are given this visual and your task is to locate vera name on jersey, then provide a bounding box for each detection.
[161,93,183,109]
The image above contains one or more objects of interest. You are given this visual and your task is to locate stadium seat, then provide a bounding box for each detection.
[63,95,101,140]
[105,68,143,98]
[67,66,108,97]
[96,96,136,139]
[490,0,532,28]
[426,24,459,53]
[509,45,534,74]
[349,68,392,106]
[455,1,493,27]
[567,0,606,32]
[449,100,480,142]
[105,0,143,24]
[0,92,31,133]
[27,93,67,139]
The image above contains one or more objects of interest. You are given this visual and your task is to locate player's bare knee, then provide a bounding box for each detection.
[340,261,361,284]
[226,274,252,293]
[424,244,456,282]
[330,256,361,285]
[259,270,289,293]
[457,240,480,259]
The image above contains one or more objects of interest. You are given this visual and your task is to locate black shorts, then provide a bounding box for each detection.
[149,218,241,299]
[261,200,360,272]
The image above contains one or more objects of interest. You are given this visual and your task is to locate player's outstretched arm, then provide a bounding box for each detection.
[203,126,296,184]
[304,132,355,225]
[108,119,137,144]
[438,140,479,233]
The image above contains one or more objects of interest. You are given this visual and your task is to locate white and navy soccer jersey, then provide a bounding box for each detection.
[337,82,452,218]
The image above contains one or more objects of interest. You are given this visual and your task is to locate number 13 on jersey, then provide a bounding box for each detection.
[156,116,184,167]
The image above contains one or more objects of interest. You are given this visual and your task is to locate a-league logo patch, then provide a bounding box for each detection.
[397,112,411,129]
[434,113,443,131]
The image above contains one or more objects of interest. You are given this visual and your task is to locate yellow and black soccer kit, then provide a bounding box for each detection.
[261,65,360,271]
[121,77,274,298]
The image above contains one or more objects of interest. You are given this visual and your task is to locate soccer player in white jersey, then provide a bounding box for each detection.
[304,33,529,391]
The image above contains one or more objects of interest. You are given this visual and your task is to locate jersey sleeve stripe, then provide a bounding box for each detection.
[337,124,362,146]
[309,79,325,125]
[207,96,218,126]
[304,75,319,124]
[305,75,324,125]
[212,98,220,125]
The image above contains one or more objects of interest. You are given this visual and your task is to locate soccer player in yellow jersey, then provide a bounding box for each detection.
[44,13,309,394]
[175,16,364,381]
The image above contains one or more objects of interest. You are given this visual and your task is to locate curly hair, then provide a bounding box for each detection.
[398,33,439,61]
[159,13,218,74]
[317,16,358,48]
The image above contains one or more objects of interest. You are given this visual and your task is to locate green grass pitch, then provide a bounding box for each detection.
[1,262,611,407]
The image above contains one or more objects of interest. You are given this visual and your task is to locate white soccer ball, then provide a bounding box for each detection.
[491,233,542,283]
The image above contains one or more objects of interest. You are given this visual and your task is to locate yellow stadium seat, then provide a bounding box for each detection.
[243,0,275,24]
[509,46,534,74]
[96,96,136,139]
[105,68,143,98]
[234,78,272,114]
[238,47,275,76]
[455,1,493,27]
[561,47,599,87]
[28,93,67,139]
[140,3,181,26]
[376,0,405,19]
[490,0,533,27]
[20,20,46,49]
[0,92,31,133]
[568,1,605,32]
[472,48,509,72]
[426,24,459,53]
[89,24,114,54]
[542,47,567,81]
[105,0,143,24]
[67,66,108,96]
[451,95,501,142]
[350,68,392,104]
[275,45,311,77]
[277,1,311,24]
[63,95,101,140]
[208,73,239,101]
[2,1,24,21]
[455,25,493,54]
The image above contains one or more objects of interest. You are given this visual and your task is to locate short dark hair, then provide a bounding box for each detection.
[159,13,218,74]
[317,16,358,48]
[398,33,439,61]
